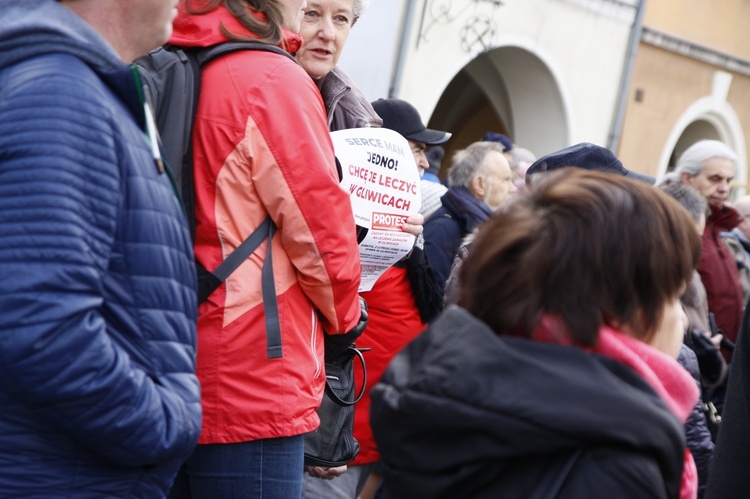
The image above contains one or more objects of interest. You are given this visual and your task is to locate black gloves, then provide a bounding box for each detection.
[324,297,368,362]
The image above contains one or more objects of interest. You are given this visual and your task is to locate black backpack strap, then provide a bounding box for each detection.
[261,221,281,359]
[201,216,282,359]
[193,42,295,359]
[196,41,298,67]
[181,50,201,239]
[212,216,273,282]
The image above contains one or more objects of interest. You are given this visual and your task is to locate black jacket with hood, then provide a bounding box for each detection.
[370,307,687,499]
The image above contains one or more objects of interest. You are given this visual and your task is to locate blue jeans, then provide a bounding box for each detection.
[168,436,305,499]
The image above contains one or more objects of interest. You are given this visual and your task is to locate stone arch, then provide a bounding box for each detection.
[426,40,571,177]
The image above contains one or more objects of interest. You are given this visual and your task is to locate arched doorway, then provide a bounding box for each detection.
[427,45,570,178]
[666,119,722,171]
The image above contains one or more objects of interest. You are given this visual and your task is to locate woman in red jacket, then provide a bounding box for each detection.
[168,1,363,497]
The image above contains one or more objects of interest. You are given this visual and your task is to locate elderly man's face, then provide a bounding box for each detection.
[480,151,517,210]
[297,0,355,81]
[682,157,735,207]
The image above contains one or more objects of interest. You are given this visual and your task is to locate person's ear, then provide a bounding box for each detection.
[680,172,693,185]
[470,174,486,198]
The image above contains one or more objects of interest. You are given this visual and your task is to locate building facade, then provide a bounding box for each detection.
[339,0,749,187]
[618,0,750,192]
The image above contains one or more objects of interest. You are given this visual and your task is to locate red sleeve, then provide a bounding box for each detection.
[246,56,362,334]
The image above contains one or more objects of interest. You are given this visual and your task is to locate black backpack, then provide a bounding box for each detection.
[135,42,296,359]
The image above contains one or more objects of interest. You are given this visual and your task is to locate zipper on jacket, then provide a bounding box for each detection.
[310,307,321,379]
[129,65,181,202]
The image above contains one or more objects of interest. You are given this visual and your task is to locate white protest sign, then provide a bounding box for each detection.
[332,128,421,292]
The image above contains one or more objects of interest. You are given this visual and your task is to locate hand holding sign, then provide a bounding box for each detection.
[332,128,421,291]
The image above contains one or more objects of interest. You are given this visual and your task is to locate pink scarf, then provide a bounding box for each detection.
[535,317,699,499]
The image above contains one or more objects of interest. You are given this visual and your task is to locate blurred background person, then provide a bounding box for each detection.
[723,194,750,256]
[423,141,516,294]
[509,145,536,190]
[423,146,445,184]
[444,142,653,307]
[482,131,514,163]
[526,142,656,184]
[659,182,724,497]
[421,146,449,219]
[677,140,743,362]
[719,194,750,306]
[707,270,750,499]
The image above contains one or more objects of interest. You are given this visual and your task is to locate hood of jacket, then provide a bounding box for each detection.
[0,0,142,120]
[371,306,688,498]
[170,3,302,53]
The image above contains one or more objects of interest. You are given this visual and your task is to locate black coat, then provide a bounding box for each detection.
[371,307,687,499]
[705,298,750,498]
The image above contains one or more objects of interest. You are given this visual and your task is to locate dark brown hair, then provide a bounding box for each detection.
[458,168,701,346]
[186,0,284,46]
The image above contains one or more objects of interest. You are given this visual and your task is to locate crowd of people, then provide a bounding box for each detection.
[2,0,750,498]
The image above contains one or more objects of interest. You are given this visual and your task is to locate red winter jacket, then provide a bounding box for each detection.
[353,266,427,464]
[697,204,743,355]
[170,5,362,444]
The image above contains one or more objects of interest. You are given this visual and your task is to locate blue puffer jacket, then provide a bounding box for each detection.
[0,1,201,497]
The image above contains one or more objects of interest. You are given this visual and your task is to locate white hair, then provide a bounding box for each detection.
[675,140,738,177]
[353,0,369,20]
[447,141,504,188]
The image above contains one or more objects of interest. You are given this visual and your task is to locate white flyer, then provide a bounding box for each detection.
[331,128,421,292]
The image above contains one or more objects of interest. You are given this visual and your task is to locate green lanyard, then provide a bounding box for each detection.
[129,64,181,202]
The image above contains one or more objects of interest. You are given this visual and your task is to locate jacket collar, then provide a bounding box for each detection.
[441,186,492,230]
[708,203,742,231]
[319,68,350,126]
[170,3,301,53]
